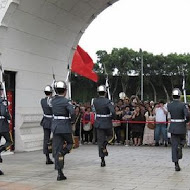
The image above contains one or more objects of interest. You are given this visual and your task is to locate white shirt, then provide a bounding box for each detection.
[155,106,167,122]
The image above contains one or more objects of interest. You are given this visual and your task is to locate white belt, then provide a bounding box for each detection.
[53,116,70,120]
[171,119,185,122]
[96,114,111,118]
[0,116,5,119]
[44,114,53,118]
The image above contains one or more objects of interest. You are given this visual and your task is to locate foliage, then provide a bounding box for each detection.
[181,95,190,103]
[71,48,190,103]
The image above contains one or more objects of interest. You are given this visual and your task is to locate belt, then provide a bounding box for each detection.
[43,114,53,118]
[96,114,111,118]
[0,116,5,119]
[171,119,185,122]
[53,116,70,120]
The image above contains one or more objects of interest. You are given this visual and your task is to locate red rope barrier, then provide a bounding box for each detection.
[112,120,170,124]
[82,119,170,124]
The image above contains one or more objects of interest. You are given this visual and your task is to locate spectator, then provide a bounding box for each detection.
[117,99,124,109]
[113,106,122,145]
[130,95,140,111]
[82,107,95,144]
[150,101,155,109]
[143,106,155,146]
[131,106,146,146]
[73,106,82,137]
[123,97,131,110]
[144,101,150,111]
[122,106,133,144]
[154,100,168,147]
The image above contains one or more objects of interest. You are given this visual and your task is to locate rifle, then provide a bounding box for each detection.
[0,53,7,100]
[103,63,111,100]
[182,65,187,103]
[0,54,10,120]
[51,67,56,94]
[65,64,71,100]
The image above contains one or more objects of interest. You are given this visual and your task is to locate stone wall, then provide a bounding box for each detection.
[0,0,119,151]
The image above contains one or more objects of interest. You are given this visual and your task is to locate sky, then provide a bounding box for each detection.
[79,0,190,62]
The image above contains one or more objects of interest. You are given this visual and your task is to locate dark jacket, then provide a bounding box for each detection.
[51,95,75,134]
[168,100,189,134]
[131,113,145,133]
[40,97,53,129]
[93,97,115,129]
[0,98,11,133]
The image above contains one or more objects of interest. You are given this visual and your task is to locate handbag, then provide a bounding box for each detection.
[72,123,76,132]
[83,122,92,131]
[186,122,190,130]
[147,122,155,130]
[112,120,121,127]
[72,113,80,132]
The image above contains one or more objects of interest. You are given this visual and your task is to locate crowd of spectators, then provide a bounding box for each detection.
[72,95,190,147]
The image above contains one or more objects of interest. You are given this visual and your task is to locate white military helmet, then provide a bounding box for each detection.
[97,85,107,93]
[54,81,67,89]
[44,85,53,93]
[119,92,126,100]
[172,88,182,97]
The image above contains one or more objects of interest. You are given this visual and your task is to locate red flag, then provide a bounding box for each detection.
[71,45,98,82]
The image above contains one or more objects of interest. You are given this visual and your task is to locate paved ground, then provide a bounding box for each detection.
[1,145,190,190]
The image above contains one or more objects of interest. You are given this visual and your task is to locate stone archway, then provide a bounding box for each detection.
[0,0,119,151]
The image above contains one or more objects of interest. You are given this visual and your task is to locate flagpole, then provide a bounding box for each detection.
[0,53,7,100]
[103,63,111,100]
[140,48,143,101]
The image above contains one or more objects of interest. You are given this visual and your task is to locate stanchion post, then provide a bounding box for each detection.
[79,121,82,145]
[125,121,129,146]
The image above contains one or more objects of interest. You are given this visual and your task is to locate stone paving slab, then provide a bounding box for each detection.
[1,145,190,190]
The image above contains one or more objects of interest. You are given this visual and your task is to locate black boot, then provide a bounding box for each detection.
[177,145,183,159]
[58,152,64,169]
[57,169,67,181]
[47,141,52,154]
[58,149,68,167]
[102,141,108,156]
[0,146,6,153]
[101,157,106,167]
[175,162,181,171]
[0,155,2,163]
[0,170,4,175]
[58,148,69,169]
[46,154,54,165]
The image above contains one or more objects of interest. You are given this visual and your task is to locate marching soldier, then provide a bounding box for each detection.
[0,83,12,175]
[93,85,115,167]
[40,85,54,165]
[167,88,189,171]
[51,81,75,181]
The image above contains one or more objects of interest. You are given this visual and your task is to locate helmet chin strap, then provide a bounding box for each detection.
[173,96,180,100]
